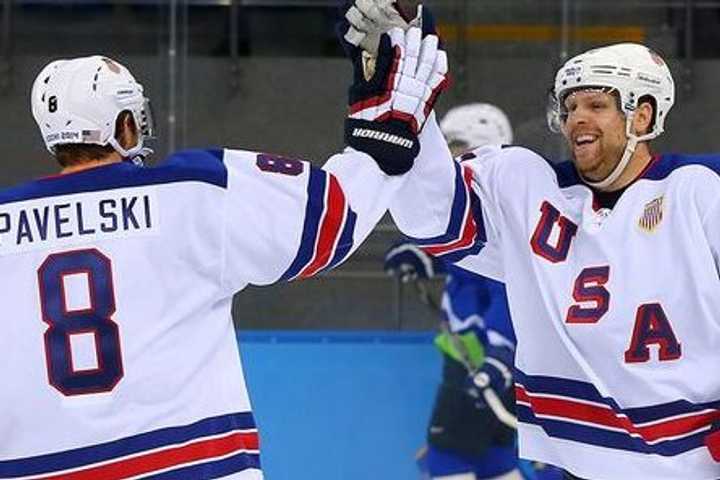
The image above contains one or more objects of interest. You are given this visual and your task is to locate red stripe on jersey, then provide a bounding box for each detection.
[515,385,531,404]
[299,175,347,278]
[35,431,259,480]
[422,167,477,255]
[516,385,720,443]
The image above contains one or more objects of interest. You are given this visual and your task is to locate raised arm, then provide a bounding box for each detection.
[339,0,505,279]
[219,27,447,290]
[217,148,398,289]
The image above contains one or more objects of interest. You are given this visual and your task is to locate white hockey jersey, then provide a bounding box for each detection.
[0,147,401,479]
[391,119,720,479]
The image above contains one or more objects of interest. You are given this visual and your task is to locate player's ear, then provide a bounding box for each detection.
[116,111,138,150]
[633,100,654,136]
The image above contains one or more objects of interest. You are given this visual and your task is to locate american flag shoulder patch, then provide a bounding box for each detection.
[639,196,664,232]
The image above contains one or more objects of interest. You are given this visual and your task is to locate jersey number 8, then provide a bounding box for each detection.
[38,248,124,396]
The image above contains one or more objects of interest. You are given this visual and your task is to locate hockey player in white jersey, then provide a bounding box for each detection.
[343,4,720,478]
[387,37,720,480]
[0,25,448,479]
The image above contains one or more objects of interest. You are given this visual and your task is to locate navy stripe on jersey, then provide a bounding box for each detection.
[0,149,227,206]
[550,153,720,190]
[406,161,469,245]
[145,451,261,480]
[436,184,486,263]
[517,370,720,423]
[323,209,357,273]
[643,153,720,180]
[550,160,583,188]
[515,370,720,456]
[280,168,325,280]
[280,168,356,281]
[405,162,486,261]
[517,404,710,457]
[0,411,257,477]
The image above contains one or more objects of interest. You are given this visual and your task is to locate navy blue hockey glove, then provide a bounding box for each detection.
[339,19,448,175]
[466,344,514,406]
[384,241,445,283]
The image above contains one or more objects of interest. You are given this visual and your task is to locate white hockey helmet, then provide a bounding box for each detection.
[549,43,675,189]
[31,56,154,160]
[440,102,513,149]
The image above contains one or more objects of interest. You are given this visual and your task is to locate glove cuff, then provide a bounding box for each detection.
[472,345,514,392]
[345,118,419,175]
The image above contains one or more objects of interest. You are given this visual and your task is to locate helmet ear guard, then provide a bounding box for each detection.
[31,56,155,163]
[546,87,562,134]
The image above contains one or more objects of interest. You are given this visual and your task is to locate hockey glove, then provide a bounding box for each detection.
[342,0,421,56]
[465,344,514,404]
[338,0,438,79]
[345,27,449,175]
[384,241,445,282]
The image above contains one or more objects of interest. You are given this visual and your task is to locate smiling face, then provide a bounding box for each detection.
[560,89,629,183]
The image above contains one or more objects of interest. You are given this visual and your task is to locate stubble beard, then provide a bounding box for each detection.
[570,138,626,183]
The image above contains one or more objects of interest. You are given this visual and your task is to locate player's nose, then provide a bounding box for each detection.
[565,108,591,130]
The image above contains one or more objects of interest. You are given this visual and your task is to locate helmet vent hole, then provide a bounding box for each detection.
[41,93,45,102]
[43,76,50,84]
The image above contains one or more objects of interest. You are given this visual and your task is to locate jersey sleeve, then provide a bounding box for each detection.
[219,148,403,290]
[389,115,507,281]
[695,165,720,267]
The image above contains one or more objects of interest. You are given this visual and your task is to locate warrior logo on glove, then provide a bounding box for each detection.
[344,27,449,175]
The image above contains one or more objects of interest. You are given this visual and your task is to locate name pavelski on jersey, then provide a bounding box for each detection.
[0,188,157,254]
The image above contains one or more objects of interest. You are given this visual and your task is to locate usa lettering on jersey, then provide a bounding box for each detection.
[389,119,720,479]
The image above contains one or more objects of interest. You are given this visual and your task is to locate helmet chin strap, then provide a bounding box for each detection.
[581,111,654,191]
[108,137,153,166]
[582,136,638,191]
